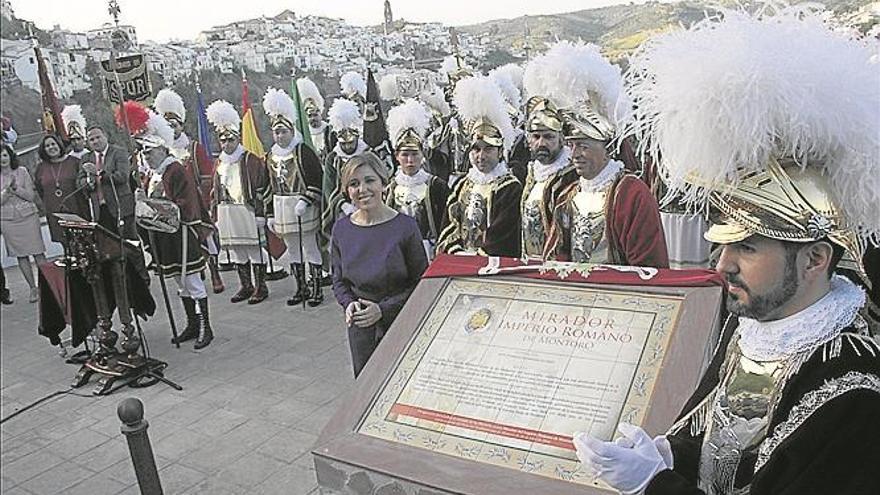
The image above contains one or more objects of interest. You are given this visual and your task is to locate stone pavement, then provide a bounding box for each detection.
[1,264,354,494]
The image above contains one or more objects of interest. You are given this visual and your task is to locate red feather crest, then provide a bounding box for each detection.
[115,100,150,135]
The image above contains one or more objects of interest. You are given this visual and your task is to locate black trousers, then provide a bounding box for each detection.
[347,323,386,378]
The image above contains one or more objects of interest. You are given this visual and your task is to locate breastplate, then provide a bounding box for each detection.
[268,153,300,195]
[461,182,491,253]
[698,345,785,494]
[394,182,431,236]
[522,179,550,258]
[570,187,609,263]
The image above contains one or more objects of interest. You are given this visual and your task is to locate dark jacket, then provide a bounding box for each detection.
[76,144,134,219]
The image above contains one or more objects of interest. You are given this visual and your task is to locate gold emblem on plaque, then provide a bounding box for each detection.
[465,308,492,334]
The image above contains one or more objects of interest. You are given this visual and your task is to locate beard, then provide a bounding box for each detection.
[725,251,799,320]
[532,146,557,164]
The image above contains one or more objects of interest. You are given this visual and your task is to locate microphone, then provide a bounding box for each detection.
[81,162,97,190]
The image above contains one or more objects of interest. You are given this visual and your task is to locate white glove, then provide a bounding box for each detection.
[294,199,308,217]
[135,201,156,218]
[267,218,276,233]
[573,423,669,495]
[340,202,356,215]
[255,216,267,229]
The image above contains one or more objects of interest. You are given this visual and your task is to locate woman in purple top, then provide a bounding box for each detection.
[331,152,428,377]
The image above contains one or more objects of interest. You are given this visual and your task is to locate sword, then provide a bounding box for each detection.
[297,214,306,309]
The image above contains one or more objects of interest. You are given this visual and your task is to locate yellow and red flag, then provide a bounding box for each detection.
[240,69,265,156]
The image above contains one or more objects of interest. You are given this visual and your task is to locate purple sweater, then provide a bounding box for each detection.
[331,213,429,327]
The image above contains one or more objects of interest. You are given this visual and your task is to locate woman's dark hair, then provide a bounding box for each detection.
[37,134,68,162]
[1,143,20,170]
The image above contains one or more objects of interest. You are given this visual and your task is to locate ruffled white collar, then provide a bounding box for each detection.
[333,139,368,160]
[219,145,245,165]
[530,146,571,182]
[737,275,865,361]
[271,134,303,158]
[467,161,511,185]
[579,159,624,193]
[173,133,190,151]
[395,168,431,187]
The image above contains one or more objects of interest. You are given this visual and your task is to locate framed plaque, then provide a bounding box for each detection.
[314,273,723,494]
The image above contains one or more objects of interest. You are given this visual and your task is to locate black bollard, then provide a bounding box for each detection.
[117,398,163,495]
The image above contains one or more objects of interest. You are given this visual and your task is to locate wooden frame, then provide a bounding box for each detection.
[313,275,723,494]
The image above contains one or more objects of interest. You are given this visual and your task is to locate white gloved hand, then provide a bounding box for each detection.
[135,201,155,218]
[340,202,356,215]
[573,423,668,495]
[255,216,267,229]
[267,218,276,233]
[294,199,308,217]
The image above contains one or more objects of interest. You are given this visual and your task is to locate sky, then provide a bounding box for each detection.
[10,0,659,42]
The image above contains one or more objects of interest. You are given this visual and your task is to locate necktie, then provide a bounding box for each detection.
[95,151,105,204]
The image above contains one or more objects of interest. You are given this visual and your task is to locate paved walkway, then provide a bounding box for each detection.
[1,264,353,494]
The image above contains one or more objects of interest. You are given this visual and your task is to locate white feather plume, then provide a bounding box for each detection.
[625,5,880,241]
[453,75,515,152]
[340,71,366,99]
[491,63,523,91]
[262,87,297,122]
[524,41,629,122]
[379,72,402,102]
[296,77,324,112]
[205,100,240,130]
[387,98,431,146]
[146,110,175,148]
[61,105,86,132]
[419,87,451,117]
[488,65,522,109]
[154,88,186,122]
[328,98,363,131]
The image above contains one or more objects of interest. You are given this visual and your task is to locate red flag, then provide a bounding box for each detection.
[35,46,66,140]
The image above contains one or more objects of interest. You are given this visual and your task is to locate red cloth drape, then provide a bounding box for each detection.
[423,254,723,288]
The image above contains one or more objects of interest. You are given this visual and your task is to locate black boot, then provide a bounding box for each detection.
[193,298,214,349]
[230,263,254,303]
[308,264,324,307]
[286,263,310,306]
[172,297,199,344]
[248,264,269,304]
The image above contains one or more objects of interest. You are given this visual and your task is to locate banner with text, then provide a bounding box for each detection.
[100,54,151,104]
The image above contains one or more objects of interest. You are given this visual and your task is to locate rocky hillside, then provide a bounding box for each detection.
[459,0,876,60]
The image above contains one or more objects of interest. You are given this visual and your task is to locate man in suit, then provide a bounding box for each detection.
[75,125,141,355]
[77,125,136,238]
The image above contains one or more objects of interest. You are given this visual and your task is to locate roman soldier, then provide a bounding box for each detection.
[574,8,880,494]
[297,77,335,159]
[488,63,529,184]
[436,76,522,258]
[133,110,215,349]
[321,98,368,244]
[519,47,583,261]
[543,42,668,267]
[154,87,225,293]
[61,105,88,159]
[384,98,450,259]
[420,86,454,185]
[262,88,324,307]
[205,100,271,305]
